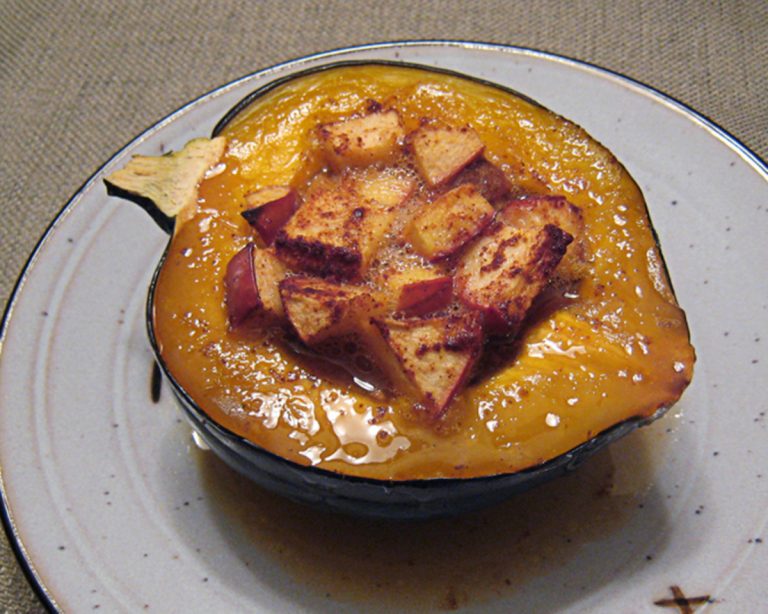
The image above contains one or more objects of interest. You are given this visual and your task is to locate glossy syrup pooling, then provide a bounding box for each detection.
[152,65,694,480]
[196,416,670,610]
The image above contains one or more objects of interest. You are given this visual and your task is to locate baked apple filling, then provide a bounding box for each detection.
[226,107,584,420]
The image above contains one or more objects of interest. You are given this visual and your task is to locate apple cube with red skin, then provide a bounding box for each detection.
[407,183,495,260]
[397,276,453,316]
[318,109,405,170]
[455,222,573,334]
[275,169,415,280]
[410,124,484,187]
[225,243,286,328]
[372,312,483,419]
[279,276,379,345]
[448,157,511,205]
[241,186,298,245]
[378,266,451,314]
[499,195,586,275]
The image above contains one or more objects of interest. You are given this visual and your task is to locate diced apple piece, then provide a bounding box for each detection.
[372,312,483,418]
[241,186,299,245]
[353,166,414,207]
[410,124,484,187]
[318,109,405,169]
[383,266,442,289]
[500,195,583,239]
[225,243,286,328]
[104,137,227,233]
[225,245,258,328]
[275,169,415,279]
[378,265,445,310]
[252,248,287,319]
[500,195,587,276]
[280,276,376,345]
[455,222,573,333]
[407,184,495,260]
[397,276,453,316]
[448,157,511,205]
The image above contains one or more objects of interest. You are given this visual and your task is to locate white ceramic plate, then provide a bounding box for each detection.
[1,42,766,612]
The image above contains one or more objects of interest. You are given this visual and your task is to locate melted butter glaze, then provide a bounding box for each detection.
[153,65,694,480]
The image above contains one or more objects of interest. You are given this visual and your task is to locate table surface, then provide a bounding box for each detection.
[0,1,766,610]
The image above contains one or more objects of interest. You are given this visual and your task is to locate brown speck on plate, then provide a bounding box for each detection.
[654,585,712,612]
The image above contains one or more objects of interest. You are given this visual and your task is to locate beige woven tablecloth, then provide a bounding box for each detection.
[0,1,766,610]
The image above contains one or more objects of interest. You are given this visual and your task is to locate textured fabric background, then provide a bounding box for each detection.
[0,0,766,610]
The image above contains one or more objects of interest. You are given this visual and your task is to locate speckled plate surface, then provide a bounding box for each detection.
[1,42,766,612]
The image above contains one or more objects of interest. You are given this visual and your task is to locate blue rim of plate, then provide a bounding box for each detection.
[1,40,767,612]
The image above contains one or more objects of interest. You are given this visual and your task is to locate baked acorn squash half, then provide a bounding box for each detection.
[105,62,694,519]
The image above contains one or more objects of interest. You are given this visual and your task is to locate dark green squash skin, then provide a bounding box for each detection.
[136,60,687,519]
[104,181,176,234]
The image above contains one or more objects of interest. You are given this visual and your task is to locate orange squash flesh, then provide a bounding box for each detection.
[152,65,694,480]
